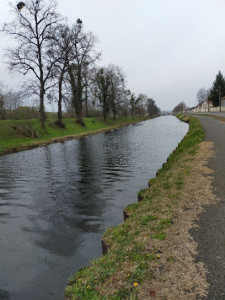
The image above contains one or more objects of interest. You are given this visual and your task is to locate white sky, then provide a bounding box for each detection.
[1,0,225,110]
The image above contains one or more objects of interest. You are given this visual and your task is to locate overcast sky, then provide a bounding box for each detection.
[1,0,225,111]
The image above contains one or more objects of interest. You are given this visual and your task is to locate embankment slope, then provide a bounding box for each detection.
[0,117,144,156]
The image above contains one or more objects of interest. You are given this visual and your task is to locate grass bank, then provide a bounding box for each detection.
[195,113,225,123]
[64,115,214,299]
[0,116,145,155]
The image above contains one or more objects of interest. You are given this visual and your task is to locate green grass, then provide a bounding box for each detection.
[0,116,144,154]
[195,113,225,124]
[64,115,205,299]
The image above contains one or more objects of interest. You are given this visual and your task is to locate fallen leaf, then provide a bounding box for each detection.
[150,290,156,297]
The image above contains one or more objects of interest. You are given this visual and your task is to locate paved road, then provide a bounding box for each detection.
[191,115,225,299]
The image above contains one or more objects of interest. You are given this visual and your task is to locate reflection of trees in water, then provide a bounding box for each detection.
[0,153,25,201]
[101,127,134,177]
[75,136,105,226]
[0,289,10,300]
[20,144,85,257]
[0,124,138,258]
[21,137,109,257]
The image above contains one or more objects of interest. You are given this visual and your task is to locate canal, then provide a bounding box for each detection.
[0,116,188,300]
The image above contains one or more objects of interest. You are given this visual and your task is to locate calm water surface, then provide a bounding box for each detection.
[0,116,188,300]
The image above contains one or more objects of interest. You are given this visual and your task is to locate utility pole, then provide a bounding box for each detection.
[219,85,221,112]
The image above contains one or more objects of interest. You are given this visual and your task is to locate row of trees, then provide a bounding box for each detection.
[2,0,160,127]
[172,102,186,113]
[0,83,34,119]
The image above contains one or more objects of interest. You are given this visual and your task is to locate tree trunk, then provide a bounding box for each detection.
[103,110,107,121]
[113,109,116,120]
[57,99,63,124]
[111,100,116,120]
[85,86,89,118]
[103,95,107,121]
[57,75,63,126]
[77,67,84,124]
[68,64,84,125]
[40,89,45,129]
[77,114,84,125]
[131,107,134,118]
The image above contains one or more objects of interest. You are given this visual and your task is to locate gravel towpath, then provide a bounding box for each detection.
[191,115,225,299]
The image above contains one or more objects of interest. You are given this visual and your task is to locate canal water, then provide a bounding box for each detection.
[0,116,188,300]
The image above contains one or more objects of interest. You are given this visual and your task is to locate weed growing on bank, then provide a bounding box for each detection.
[65,116,209,299]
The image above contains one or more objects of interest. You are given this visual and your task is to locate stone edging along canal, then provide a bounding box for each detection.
[64,115,218,300]
[0,118,147,156]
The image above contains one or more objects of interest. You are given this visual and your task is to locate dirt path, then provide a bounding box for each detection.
[191,115,225,299]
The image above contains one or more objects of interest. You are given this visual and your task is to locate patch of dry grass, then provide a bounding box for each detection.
[137,141,218,299]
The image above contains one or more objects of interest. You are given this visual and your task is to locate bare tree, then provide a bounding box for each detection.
[119,93,130,118]
[0,82,6,120]
[94,65,126,120]
[94,67,111,120]
[83,66,97,118]
[47,23,73,126]
[126,91,144,118]
[196,87,209,105]
[147,98,160,118]
[3,0,61,128]
[107,64,126,120]
[67,21,100,125]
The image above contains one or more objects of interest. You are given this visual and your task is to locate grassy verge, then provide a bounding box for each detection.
[64,115,205,300]
[0,116,145,155]
[195,113,225,123]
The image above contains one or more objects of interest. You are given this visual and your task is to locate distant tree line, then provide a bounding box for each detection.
[1,0,160,126]
[172,102,186,114]
[172,70,225,113]
[0,82,39,119]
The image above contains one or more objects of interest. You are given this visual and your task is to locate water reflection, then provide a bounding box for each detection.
[0,116,188,299]
[0,289,10,300]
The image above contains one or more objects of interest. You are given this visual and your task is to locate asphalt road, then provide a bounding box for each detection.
[190,115,225,300]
